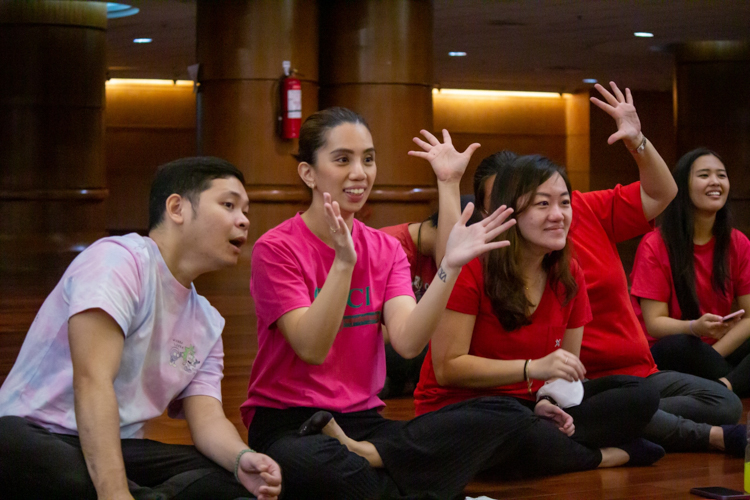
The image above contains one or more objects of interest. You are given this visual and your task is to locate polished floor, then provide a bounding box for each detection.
[1,268,747,499]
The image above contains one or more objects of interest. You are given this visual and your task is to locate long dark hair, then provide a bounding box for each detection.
[660,148,731,319]
[478,153,577,331]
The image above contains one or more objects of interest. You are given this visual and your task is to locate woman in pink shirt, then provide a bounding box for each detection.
[630,148,750,396]
[241,107,649,499]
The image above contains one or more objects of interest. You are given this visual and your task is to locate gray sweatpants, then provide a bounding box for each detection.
[642,370,742,452]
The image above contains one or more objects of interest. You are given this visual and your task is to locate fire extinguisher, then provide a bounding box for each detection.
[280,60,301,139]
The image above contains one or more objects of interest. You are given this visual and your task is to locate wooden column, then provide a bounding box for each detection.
[0,1,107,275]
[197,0,319,238]
[675,41,750,235]
[319,0,435,228]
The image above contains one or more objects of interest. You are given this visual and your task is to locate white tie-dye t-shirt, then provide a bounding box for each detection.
[0,234,225,438]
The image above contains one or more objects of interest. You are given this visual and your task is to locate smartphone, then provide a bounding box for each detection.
[689,486,750,499]
[722,309,746,323]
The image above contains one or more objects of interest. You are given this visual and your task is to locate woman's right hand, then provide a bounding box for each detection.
[528,350,586,383]
[323,192,357,267]
[692,313,734,339]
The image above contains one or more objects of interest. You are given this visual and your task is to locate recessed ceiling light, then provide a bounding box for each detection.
[583,78,597,84]
[107,3,139,19]
[634,32,654,38]
[133,38,152,44]
[448,51,467,57]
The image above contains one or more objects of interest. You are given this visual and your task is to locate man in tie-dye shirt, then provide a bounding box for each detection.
[0,157,281,500]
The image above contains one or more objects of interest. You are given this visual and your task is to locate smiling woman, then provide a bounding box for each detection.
[236,107,651,498]
[630,148,750,397]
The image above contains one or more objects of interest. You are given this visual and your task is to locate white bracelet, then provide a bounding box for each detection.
[234,448,256,482]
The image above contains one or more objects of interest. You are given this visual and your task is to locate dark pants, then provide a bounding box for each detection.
[516,374,660,449]
[248,396,608,500]
[651,334,750,397]
[0,416,252,500]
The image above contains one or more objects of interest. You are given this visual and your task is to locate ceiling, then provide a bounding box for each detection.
[106,0,750,93]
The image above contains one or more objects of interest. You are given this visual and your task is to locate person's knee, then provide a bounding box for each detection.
[267,435,379,496]
[715,390,743,424]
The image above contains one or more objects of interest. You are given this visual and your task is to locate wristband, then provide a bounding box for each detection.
[234,448,256,482]
[689,320,696,336]
[537,395,558,406]
[629,135,647,154]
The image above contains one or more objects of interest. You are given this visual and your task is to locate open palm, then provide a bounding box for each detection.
[443,203,516,271]
[590,81,642,148]
[408,129,480,183]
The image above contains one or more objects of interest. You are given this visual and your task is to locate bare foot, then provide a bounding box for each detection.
[321,417,384,468]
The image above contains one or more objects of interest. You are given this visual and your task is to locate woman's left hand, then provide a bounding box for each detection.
[590,81,643,151]
[535,400,575,437]
[442,203,516,272]
[408,129,480,184]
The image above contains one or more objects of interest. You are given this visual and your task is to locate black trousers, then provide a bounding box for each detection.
[248,396,611,500]
[650,334,750,397]
[515,374,661,449]
[0,416,252,500]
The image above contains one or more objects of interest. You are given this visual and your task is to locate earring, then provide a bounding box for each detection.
[309,182,315,189]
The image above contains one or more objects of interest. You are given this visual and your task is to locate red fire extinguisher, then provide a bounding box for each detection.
[280,61,301,139]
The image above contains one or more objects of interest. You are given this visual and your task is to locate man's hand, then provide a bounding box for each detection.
[408,129,480,184]
[237,452,282,500]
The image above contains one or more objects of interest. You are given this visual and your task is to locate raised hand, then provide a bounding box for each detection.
[535,400,575,437]
[237,452,282,500]
[408,129,480,184]
[528,350,586,383]
[590,81,643,150]
[323,192,357,266]
[442,203,516,272]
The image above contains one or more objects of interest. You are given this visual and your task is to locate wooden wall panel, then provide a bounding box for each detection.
[105,83,197,232]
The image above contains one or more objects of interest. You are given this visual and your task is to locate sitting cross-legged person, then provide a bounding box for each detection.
[0,157,281,500]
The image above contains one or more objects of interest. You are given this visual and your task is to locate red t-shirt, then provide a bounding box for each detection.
[630,228,750,347]
[413,257,592,415]
[379,222,438,299]
[570,182,658,379]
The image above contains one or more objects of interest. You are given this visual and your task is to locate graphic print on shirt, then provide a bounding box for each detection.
[555,338,561,347]
[169,339,202,374]
[315,286,381,328]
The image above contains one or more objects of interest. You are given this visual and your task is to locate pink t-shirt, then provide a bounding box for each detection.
[241,214,414,427]
[630,228,750,347]
[0,234,225,438]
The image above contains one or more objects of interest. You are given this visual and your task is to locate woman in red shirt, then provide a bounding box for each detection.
[630,148,750,396]
[415,152,665,471]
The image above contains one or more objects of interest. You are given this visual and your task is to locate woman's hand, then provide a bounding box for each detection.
[692,313,735,340]
[590,81,643,151]
[237,452,283,500]
[442,203,516,272]
[528,350,586,383]
[534,400,575,437]
[408,129,480,184]
[323,192,357,267]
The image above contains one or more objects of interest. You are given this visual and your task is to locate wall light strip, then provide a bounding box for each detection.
[433,88,568,99]
[106,79,194,87]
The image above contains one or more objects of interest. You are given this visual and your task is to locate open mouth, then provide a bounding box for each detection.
[706,191,722,196]
[344,188,366,195]
[229,237,246,249]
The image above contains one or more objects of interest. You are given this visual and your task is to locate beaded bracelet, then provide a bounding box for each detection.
[234,448,256,482]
